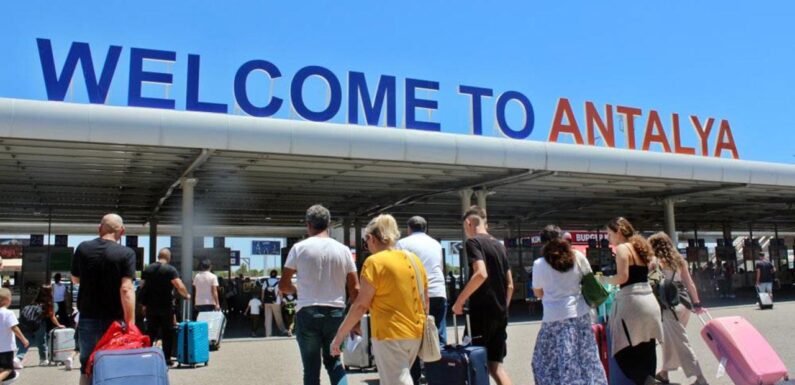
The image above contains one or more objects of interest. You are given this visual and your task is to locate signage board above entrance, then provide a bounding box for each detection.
[33,38,740,159]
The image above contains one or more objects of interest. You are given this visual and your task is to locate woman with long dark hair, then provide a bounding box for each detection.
[648,232,708,385]
[531,225,607,385]
[16,285,65,366]
[599,218,663,385]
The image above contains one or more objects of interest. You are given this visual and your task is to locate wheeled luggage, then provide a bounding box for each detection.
[424,313,489,385]
[176,302,209,368]
[592,323,609,379]
[606,326,634,385]
[92,347,169,385]
[196,311,226,351]
[758,290,774,310]
[49,327,76,364]
[342,314,375,370]
[699,311,791,385]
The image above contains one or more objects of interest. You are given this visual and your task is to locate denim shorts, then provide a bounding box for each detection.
[77,319,114,374]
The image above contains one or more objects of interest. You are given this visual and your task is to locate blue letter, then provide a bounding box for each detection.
[347,72,396,127]
[37,38,122,103]
[186,54,227,113]
[128,48,176,109]
[405,78,440,131]
[290,66,341,122]
[233,60,283,117]
[496,91,534,139]
[459,85,493,135]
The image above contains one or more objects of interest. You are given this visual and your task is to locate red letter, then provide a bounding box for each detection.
[690,116,714,156]
[713,119,739,159]
[671,113,695,155]
[549,98,584,144]
[585,102,615,147]
[616,106,642,150]
[641,110,672,152]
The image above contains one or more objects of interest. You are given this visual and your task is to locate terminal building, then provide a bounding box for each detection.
[1,95,795,303]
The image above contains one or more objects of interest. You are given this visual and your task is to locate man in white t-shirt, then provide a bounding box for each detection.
[244,295,262,337]
[280,205,359,385]
[262,270,287,337]
[52,273,69,325]
[397,216,448,384]
[192,259,220,315]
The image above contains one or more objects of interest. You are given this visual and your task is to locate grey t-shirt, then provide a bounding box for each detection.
[285,236,356,310]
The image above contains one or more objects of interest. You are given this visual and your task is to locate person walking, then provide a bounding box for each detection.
[52,273,69,326]
[193,260,220,314]
[648,232,708,385]
[396,216,447,385]
[139,248,190,366]
[531,225,607,385]
[243,293,262,337]
[280,205,359,385]
[598,217,663,385]
[451,205,514,385]
[17,286,65,366]
[0,288,28,383]
[331,214,428,385]
[262,270,288,337]
[756,253,776,299]
[70,213,136,385]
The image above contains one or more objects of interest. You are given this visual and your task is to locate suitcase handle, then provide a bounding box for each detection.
[695,309,713,326]
[451,307,471,347]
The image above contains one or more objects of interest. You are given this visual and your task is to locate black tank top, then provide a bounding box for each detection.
[622,265,649,288]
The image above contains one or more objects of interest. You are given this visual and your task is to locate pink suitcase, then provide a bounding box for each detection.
[699,313,790,385]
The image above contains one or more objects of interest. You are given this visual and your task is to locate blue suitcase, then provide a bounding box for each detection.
[176,303,209,368]
[425,314,489,385]
[92,347,169,385]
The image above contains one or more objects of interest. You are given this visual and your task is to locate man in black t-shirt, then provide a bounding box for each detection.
[70,214,136,384]
[756,253,776,298]
[452,205,514,385]
[140,248,190,365]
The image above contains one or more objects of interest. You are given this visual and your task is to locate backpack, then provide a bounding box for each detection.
[262,279,278,304]
[19,304,43,330]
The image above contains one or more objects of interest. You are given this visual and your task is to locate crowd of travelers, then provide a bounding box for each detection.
[0,208,783,385]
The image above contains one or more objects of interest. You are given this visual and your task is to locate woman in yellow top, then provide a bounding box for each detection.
[331,213,429,385]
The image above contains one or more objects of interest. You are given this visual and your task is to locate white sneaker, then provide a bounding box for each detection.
[11,359,21,370]
[64,357,73,371]
[38,360,49,367]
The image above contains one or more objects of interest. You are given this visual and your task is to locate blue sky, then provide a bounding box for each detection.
[3,2,795,162]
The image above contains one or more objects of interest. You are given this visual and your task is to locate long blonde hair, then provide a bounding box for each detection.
[365,214,401,247]
[648,232,686,271]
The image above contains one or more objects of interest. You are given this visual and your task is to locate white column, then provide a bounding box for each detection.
[663,198,678,246]
[459,188,473,213]
[181,178,197,288]
[474,189,488,212]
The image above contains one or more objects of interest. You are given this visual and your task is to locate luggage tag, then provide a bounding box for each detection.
[715,357,727,379]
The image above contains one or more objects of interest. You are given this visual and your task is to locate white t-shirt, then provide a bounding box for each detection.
[53,283,67,302]
[248,298,262,315]
[532,250,591,323]
[0,307,18,353]
[262,277,281,305]
[285,236,356,311]
[193,271,219,306]
[397,232,446,299]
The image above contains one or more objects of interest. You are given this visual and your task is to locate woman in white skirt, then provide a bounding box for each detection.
[648,232,709,385]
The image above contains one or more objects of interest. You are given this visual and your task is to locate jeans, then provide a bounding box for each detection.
[77,318,114,374]
[295,306,348,385]
[16,324,47,362]
[146,311,176,364]
[410,297,448,384]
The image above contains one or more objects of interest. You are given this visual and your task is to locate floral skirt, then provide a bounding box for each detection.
[532,313,608,385]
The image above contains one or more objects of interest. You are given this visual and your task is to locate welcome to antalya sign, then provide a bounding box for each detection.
[33,38,739,159]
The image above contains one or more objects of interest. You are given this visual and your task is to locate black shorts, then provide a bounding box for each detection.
[469,313,508,363]
[0,351,14,370]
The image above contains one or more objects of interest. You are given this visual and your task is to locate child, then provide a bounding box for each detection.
[0,288,28,383]
[243,294,262,337]
[281,293,297,337]
[64,311,79,371]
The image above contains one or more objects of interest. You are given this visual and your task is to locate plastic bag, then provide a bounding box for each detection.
[86,321,151,375]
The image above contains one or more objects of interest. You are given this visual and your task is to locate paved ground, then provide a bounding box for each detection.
[16,293,795,385]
